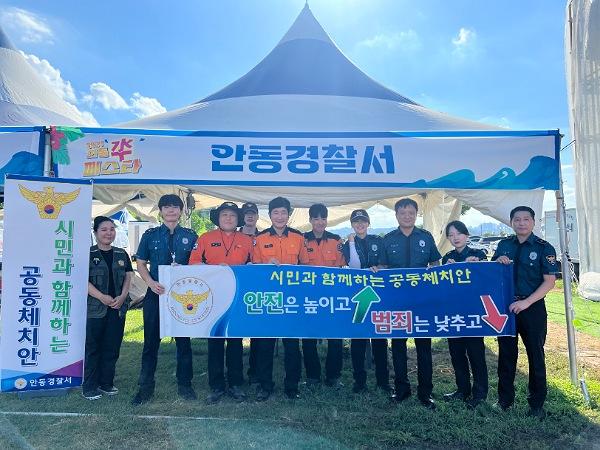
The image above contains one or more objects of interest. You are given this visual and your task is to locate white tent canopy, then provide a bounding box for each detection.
[104,5,543,242]
[0,28,88,126]
[566,0,600,300]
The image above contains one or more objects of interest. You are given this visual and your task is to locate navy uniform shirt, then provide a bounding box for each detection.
[342,234,383,269]
[380,227,442,268]
[442,246,487,264]
[492,233,558,297]
[135,224,198,280]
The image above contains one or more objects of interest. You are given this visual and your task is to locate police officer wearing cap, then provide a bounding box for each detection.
[492,206,558,418]
[378,198,441,409]
[190,202,253,404]
[239,202,261,385]
[342,209,391,394]
[131,194,198,405]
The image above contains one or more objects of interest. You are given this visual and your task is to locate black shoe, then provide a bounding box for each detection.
[492,401,512,412]
[391,390,411,403]
[256,387,271,402]
[419,397,436,410]
[82,388,103,401]
[467,398,486,409]
[178,385,198,401]
[443,390,468,402]
[228,386,247,402]
[325,378,344,389]
[352,383,368,394]
[376,383,392,393]
[131,390,153,406]
[285,389,300,400]
[527,407,546,419]
[206,388,225,404]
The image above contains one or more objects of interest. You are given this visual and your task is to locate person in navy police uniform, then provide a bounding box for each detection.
[492,206,558,419]
[131,194,198,405]
[377,198,441,410]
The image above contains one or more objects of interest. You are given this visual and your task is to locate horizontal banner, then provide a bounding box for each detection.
[0,175,93,392]
[54,128,559,190]
[0,128,44,184]
[159,262,516,338]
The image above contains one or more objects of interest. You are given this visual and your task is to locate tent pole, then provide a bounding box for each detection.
[555,169,578,385]
[43,127,52,177]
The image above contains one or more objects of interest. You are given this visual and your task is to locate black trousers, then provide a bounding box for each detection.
[255,338,301,392]
[138,289,193,392]
[247,338,259,380]
[391,338,433,400]
[447,337,488,400]
[208,338,243,390]
[351,339,389,387]
[302,339,343,381]
[83,308,125,391]
[497,300,547,408]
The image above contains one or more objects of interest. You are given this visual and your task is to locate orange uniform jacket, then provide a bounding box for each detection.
[189,229,253,265]
[253,226,307,265]
[300,230,345,267]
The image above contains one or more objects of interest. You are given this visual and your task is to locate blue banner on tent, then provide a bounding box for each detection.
[158,262,516,338]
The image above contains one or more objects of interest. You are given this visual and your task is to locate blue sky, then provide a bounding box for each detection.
[0,0,574,225]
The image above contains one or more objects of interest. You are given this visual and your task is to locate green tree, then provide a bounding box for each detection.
[190,210,216,235]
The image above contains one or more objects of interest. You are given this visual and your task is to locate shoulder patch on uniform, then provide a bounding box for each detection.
[383,229,397,239]
[143,227,159,235]
[536,238,549,245]
[327,231,341,241]
[337,242,343,251]
[546,255,557,265]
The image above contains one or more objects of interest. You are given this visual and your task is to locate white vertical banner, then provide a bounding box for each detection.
[0,175,92,392]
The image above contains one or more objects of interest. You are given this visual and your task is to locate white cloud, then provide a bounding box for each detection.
[129,92,167,118]
[452,27,476,48]
[19,51,76,103]
[86,82,129,110]
[452,27,477,58]
[1,7,53,44]
[20,51,99,126]
[357,30,421,52]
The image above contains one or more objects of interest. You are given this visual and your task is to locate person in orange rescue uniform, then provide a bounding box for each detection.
[252,196,308,401]
[300,203,346,388]
[189,201,253,404]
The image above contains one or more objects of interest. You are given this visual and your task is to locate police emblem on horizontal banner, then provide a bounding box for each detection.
[419,240,426,247]
[529,252,537,260]
[546,255,556,264]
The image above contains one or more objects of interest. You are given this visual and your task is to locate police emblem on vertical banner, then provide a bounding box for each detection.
[529,252,537,260]
[419,240,426,247]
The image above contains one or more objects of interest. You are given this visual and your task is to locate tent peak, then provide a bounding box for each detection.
[278,3,334,46]
[0,26,16,51]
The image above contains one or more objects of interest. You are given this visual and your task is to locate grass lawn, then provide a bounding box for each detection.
[546,281,600,339]
[2,306,600,449]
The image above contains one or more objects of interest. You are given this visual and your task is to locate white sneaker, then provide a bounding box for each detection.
[98,386,119,396]
[82,389,103,400]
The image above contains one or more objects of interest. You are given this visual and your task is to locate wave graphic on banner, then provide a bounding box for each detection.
[413,156,558,190]
[0,151,43,180]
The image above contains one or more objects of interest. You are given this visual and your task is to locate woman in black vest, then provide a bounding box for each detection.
[441,220,489,408]
[83,216,133,400]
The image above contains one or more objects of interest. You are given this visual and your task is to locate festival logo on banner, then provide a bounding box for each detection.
[83,137,143,177]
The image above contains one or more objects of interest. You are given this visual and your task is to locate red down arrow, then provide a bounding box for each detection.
[480,295,509,333]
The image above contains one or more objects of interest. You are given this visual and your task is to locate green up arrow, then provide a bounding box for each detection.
[351,286,381,324]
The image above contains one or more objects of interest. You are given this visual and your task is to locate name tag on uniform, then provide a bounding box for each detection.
[264,243,273,248]
[211,242,221,247]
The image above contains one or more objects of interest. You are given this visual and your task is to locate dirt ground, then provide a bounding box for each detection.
[546,321,600,370]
